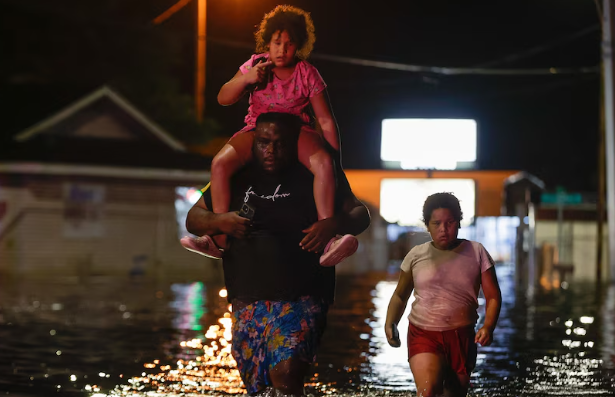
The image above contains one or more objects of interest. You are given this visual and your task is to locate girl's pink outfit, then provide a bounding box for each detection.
[234,53,327,136]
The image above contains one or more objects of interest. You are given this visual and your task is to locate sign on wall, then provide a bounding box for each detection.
[63,184,105,238]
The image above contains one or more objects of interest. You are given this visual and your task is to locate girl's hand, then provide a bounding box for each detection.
[244,60,273,85]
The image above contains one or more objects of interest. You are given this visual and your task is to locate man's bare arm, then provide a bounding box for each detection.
[186,196,251,239]
[337,192,371,236]
[300,190,371,253]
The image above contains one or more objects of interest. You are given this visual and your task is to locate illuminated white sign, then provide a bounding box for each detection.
[380,179,475,227]
[381,118,477,170]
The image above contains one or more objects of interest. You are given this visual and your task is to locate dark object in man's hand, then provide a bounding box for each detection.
[239,202,255,220]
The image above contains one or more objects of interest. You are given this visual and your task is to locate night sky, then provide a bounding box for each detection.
[0,0,603,191]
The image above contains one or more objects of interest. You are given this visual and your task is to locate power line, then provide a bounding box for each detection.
[209,37,599,76]
[3,0,600,78]
[476,74,598,100]
[475,24,600,68]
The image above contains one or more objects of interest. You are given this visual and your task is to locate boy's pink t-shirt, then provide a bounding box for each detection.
[238,54,327,131]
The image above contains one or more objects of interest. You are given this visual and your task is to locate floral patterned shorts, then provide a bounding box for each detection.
[231,296,329,394]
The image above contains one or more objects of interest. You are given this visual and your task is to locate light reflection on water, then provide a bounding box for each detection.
[104,283,244,396]
[1,265,615,396]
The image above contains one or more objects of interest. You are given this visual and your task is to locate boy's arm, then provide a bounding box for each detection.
[475,266,502,346]
[385,269,414,347]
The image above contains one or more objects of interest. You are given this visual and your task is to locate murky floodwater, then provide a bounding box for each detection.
[1,265,614,396]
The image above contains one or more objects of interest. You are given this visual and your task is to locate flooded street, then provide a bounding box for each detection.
[2,0,611,395]
[1,265,614,396]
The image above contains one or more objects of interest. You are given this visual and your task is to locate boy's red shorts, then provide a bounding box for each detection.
[407,323,477,376]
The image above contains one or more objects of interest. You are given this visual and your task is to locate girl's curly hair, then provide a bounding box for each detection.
[254,5,316,60]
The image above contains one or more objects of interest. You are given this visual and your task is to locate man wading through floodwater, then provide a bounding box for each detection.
[186,112,371,395]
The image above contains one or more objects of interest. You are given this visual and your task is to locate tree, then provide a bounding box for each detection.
[0,0,219,144]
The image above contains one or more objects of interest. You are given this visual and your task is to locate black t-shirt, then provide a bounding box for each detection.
[203,161,352,304]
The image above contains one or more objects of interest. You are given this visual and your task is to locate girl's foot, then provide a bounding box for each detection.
[319,234,358,267]
[180,235,223,259]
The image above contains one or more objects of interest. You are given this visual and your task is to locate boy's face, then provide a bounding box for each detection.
[426,208,459,250]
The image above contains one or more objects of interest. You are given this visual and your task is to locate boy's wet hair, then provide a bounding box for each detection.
[254,5,316,60]
[422,192,464,227]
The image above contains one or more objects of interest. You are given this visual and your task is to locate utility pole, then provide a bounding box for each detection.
[153,0,207,123]
[196,0,206,122]
[597,66,605,284]
[601,0,615,282]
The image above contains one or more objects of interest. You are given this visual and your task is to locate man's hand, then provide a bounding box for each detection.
[474,326,494,346]
[300,218,339,253]
[217,212,252,239]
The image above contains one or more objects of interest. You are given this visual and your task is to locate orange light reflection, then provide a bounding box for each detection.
[105,306,245,395]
